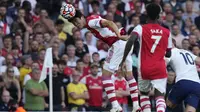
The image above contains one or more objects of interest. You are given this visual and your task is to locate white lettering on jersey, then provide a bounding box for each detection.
[168,48,200,83]
[150,29,163,34]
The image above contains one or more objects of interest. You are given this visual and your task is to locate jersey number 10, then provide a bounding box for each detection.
[180,52,194,65]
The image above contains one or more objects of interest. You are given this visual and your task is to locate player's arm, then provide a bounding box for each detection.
[100,19,129,40]
[165,34,173,58]
[121,33,138,63]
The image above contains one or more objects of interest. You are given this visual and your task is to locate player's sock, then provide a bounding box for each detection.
[126,75,139,108]
[140,95,151,112]
[155,96,166,112]
[102,76,120,108]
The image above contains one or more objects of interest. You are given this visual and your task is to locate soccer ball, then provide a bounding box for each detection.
[60,3,76,19]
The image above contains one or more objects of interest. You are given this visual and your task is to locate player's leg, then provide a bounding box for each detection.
[125,55,141,112]
[102,46,122,111]
[140,95,151,112]
[138,74,152,112]
[151,78,168,112]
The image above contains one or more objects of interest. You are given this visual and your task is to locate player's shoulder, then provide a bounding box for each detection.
[86,15,102,21]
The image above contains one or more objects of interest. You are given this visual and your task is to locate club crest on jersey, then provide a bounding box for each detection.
[150,29,163,34]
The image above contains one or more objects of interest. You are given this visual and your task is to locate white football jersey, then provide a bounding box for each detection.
[168,48,200,83]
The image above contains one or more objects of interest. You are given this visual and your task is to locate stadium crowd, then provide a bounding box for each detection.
[0,0,200,111]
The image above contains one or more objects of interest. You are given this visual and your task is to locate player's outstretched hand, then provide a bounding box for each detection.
[118,35,130,41]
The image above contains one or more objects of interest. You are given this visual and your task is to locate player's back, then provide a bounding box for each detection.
[169,48,200,83]
[141,24,170,61]
[86,15,120,46]
[134,24,171,80]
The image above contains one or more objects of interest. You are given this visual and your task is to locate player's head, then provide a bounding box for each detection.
[68,10,86,29]
[146,3,161,21]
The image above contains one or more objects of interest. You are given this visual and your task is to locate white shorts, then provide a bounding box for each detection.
[138,74,167,94]
[103,40,133,73]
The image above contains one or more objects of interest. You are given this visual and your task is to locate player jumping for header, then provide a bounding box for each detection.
[65,8,141,112]
[121,3,172,112]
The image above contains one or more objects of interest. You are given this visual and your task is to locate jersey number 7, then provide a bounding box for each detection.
[151,35,162,53]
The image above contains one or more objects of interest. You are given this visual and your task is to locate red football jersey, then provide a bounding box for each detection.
[80,75,103,107]
[86,15,119,46]
[114,76,128,104]
[132,24,172,80]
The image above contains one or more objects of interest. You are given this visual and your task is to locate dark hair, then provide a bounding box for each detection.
[91,0,100,7]
[146,3,161,20]
[192,45,200,49]
[57,60,66,65]
[0,2,7,8]
[55,19,64,25]
[3,35,12,41]
[92,52,99,56]
[68,10,83,22]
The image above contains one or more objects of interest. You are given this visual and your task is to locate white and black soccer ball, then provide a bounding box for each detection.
[60,3,76,19]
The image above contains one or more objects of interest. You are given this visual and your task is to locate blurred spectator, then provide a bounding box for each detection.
[75,39,89,58]
[129,1,147,25]
[7,0,21,20]
[45,63,66,111]
[76,59,85,78]
[84,31,98,55]
[114,69,130,112]
[24,68,48,111]
[182,1,198,22]
[92,52,100,64]
[0,49,5,67]
[37,49,45,70]
[107,3,124,26]
[22,62,40,104]
[67,70,89,111]
[0,90,10,111]
[0,54,20,77]
[10,8,26,34]
[3,66,21,103]
[188,34,198,46]
[66,45,79,68]
[171,24,185,48]
[82,53,91,76]
[21,1,33,26]
[1,35,12,57]
[181,39,191,51]
[80,63,105,111]
[0,4,13,35]
[19,55,32,85]
[181,17,193,36]
[174,9,184,29]
[169,0,182,13]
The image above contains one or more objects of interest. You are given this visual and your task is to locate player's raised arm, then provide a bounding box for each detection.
[100,19,129,40]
